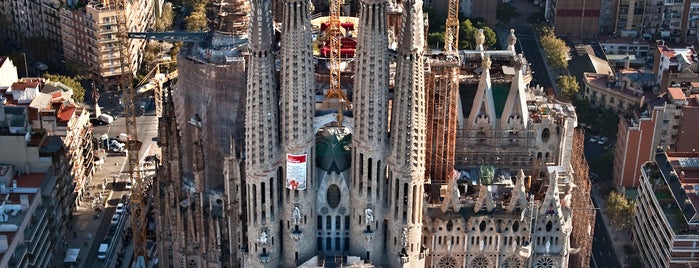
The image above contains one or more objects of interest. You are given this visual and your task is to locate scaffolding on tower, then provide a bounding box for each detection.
[425,0,461,202]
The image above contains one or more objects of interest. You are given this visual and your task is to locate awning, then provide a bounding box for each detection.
[64,248,80,262]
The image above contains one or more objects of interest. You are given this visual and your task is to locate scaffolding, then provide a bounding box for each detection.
[569,128,595,268]
[425,59,460,188]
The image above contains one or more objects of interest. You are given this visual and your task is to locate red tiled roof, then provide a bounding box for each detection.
[15,173,45,188]
[10,82,39,91]
[668,87,686,101]
[57,105,75,122]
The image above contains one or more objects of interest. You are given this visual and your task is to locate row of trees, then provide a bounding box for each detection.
[539,26,568,71]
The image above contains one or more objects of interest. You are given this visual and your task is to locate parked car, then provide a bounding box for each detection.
[116,203,125,214]
[589,136,598,143]
[598,137,608,145]
[98,114,114,124]
[111,214,120,225]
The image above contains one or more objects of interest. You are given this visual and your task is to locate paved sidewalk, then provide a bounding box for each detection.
[591,187,629,267]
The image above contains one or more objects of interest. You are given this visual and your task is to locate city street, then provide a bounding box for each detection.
[62,114,159,268]
[515,25,555,90]
[591,194,622,268]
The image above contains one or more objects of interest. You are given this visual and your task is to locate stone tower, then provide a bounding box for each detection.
[279,0,318,265]
[244,0,282,265]
[386,0,427,266]
[532,168,573,268]
[349,0,389,262]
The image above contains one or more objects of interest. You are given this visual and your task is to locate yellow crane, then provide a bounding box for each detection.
[114,0,147,264]
[444,0,459,53]
[325,0,349,106]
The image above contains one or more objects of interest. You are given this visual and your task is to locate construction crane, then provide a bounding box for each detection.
[444,0,459,53]
[325,0,349,109]
[114,0,147,265]
[135,61,178,118]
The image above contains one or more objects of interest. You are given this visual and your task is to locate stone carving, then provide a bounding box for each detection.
[292,205,301,224]
[476,29,485,50]
[401,228,408,247]
[365,208,374,224]
[259,229,270,245]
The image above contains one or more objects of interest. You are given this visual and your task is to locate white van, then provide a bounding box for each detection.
[97,243,109,260]
[98,114,114,124]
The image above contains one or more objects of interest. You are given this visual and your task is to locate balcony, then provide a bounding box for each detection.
[290,229,302,240]
[99,38,119,44]
[24,207,48,242]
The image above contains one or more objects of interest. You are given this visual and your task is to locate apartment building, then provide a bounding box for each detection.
[581,71,645,112]
[614,85,699,188]
[0,75,96,266]
[615,0,647,37]
[60,0,162,89]
[634,150,699,267]
[545,0,603,37]
[0,0,64,65]
[643,0,699,43]
[653,45,699,93]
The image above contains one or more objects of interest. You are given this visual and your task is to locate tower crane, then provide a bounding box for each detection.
[325,0,350,110]
[114,0,147,265]
[444,0,459,54]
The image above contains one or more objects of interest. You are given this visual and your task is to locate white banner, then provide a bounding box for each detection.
[286,154,307,190]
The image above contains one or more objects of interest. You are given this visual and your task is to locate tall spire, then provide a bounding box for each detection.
[244,0,282,266]
[350,0,389,262]
[387,0,427,265]
[279,0,317,265]
[500,55,529,130]
[467,53,497,128]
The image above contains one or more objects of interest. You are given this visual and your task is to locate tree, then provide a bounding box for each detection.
[185,1,208,32]
[540,32,568,70]
[43,73,85,103]
[605,191,636,231]
[459,19,497,50]
[427,32,445,49]
[154,3,175,31]
[557,75,579,100]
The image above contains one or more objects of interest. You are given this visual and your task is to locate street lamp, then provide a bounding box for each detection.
[20,52,28,78]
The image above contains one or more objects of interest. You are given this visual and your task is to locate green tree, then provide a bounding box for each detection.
[605,191,636,231]
[155,3,175,31]
[540,33,568,70]
[459,19,497,50]
[43,73,85,103]
[427,32,445,49]
[185,1,208,32]
[557,75,579,100]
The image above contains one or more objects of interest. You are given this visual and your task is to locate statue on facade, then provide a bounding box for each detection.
[259,229,270,245]
[292,205,301,224]
[365,208,374,224]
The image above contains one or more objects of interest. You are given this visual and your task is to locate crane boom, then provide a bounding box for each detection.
[115,0,148,263]
[127,31,207,42]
